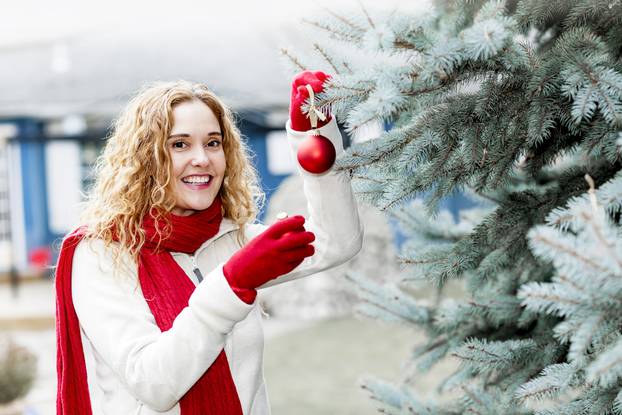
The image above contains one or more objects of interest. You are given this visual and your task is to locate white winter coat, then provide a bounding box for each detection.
[70,117,364,415]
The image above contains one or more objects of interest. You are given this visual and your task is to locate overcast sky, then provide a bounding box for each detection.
[0,0,431,48]
[0,0,432,117]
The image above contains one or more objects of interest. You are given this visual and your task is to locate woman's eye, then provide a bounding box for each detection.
[172,141,186,149]
[208,140,221,147]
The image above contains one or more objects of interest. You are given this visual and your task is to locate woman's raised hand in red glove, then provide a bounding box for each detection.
[223,215,315,303]
[289,70,332,132]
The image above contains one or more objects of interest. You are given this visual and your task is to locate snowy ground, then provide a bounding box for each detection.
[264,316,460,415]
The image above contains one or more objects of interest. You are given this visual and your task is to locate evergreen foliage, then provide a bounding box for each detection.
[284,0,622,413]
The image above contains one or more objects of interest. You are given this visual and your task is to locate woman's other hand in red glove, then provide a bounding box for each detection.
[223,215,315,303]
[289,70,332,132]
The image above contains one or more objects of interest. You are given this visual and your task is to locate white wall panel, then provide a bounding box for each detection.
[266,130,296,176]
[45,140,82,234]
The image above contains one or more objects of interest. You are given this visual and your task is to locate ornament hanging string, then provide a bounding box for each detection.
[305,84,327,133]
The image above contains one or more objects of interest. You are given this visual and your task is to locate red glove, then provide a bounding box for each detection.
[223,215,316,304]
[289,70,332,132]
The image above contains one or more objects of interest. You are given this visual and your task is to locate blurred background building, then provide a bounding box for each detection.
[0,0,336,275]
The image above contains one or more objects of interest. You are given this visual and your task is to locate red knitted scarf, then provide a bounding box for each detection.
[55,196,244,414]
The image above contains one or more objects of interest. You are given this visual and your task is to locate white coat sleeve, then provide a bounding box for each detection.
[258,117,364,289]
[71,239,254,412]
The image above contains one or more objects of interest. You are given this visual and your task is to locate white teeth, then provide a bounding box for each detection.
[183,176,211,184]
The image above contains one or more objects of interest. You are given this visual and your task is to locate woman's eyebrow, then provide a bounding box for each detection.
[167,132,222,139]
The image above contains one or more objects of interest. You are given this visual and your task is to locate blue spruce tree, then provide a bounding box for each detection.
[284,0,622,413]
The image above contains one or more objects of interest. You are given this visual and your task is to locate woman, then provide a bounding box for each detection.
[55,71,363,414]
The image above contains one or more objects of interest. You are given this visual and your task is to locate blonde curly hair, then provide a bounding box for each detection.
[80,80,264,266]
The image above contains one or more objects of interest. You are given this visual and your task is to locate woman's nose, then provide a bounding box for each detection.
[191,149,210,167]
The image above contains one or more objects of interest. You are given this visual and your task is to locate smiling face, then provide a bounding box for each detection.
[167,99,227,216]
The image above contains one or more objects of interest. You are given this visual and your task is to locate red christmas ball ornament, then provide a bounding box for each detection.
[297,134,336,174]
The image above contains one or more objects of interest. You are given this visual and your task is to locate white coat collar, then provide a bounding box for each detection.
[170,217,240,258]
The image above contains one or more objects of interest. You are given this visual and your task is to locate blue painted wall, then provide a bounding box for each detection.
[10,118,55,263]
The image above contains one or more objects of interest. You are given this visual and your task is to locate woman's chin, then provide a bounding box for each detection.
[172,201,215,216]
